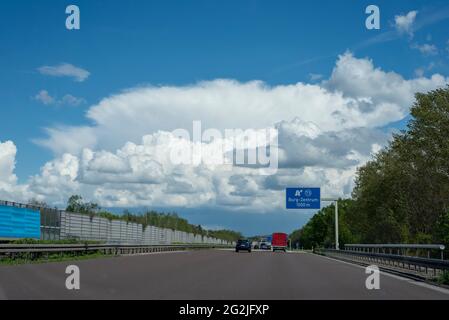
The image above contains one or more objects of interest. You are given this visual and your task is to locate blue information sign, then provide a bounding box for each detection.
[286,188,321,209]
[0,205,41,239]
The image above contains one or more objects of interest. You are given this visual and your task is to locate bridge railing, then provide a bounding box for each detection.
[316,244,449,280]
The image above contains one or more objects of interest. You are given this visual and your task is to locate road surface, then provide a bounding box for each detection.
[1,250,448,299]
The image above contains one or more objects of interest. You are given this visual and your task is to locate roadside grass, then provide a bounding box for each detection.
[0,239,228,265]
[0,239,112,265]
[0,251,114,266]
[437,270,449,285]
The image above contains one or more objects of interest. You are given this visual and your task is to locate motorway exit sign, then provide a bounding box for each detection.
[286,188,321,209]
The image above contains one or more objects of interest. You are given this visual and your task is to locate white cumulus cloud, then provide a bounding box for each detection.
[0,141,33,202]
[0,141,18,186]
[36,53,449,156]
[2,52,448,211]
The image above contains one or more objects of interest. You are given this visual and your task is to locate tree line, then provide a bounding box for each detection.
[290,87,449,250]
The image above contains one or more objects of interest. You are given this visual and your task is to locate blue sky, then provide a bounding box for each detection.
[1,0,449,235]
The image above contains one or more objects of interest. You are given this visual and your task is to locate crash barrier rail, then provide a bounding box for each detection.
[0,243,231,260]
[0,200,234,246]
[344,244,445,260]
[317,245,449,279]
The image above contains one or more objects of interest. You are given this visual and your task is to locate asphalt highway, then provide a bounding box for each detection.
[1,249,448,299]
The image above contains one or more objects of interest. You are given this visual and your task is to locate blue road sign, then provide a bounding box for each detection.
[286,188,321,209]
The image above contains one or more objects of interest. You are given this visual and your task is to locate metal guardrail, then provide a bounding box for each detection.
[345,244,445,250]
[0,243,231,260]
[318,247,449,279]
[344,243,445,260]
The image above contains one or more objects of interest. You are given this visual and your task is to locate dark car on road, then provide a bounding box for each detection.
[235,239,251,252]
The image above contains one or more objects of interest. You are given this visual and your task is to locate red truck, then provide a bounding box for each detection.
[271,232,288,252]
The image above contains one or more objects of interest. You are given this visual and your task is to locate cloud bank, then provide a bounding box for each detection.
[2,53,448,211]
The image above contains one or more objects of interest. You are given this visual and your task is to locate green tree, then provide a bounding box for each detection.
[291,86,449,251]
[66,195,99,215]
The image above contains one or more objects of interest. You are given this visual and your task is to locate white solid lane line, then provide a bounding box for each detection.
[309,252,449,296]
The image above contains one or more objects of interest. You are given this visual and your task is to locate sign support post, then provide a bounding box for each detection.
[335,200,339,250]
